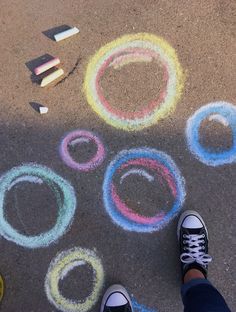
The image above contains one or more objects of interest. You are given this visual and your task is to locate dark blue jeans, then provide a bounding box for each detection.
[181,279,231,312]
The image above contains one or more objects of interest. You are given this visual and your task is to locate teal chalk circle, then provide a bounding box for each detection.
[0,164,77,248]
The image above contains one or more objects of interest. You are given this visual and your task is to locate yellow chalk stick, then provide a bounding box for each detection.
[40,69,64,87]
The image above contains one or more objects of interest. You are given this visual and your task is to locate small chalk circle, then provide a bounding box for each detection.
[40,68,64,87]
[39,106,48,114]
[34,57,60,75]
[54,27,79,42]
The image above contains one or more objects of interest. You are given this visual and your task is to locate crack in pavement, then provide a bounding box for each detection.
[55,57,81,86]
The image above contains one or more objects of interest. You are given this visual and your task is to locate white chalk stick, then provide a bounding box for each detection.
[39,106,48,114]
[40,68,64,87]
[34,57,60,75]
[54,27,79,42]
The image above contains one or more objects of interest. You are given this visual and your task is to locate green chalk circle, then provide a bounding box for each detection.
[0,164,77,248]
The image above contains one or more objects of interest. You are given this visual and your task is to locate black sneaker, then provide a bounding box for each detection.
[177,210,212,281]
[100,284,133,312]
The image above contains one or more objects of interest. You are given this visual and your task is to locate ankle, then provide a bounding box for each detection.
[184,268,205,284]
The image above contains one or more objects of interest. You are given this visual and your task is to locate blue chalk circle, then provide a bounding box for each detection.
[0,164,77,248]
[103,148,186,233]
[186,101,236,166]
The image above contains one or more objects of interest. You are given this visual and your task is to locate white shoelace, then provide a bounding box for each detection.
[180,234,212,266]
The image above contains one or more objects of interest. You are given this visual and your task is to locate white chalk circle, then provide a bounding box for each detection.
[45,247,104,312]
[0,164,76,248]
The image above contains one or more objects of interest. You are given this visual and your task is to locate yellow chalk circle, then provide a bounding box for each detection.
[0,274,4,303]
[41,68,64,87]
[45,247,104,312]
[84,33,185,131]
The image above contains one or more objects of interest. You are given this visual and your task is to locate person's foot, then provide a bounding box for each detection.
[177,210,212,281]
[100,284,133,312]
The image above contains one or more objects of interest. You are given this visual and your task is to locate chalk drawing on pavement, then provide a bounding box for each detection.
[45,247,104,312]
[8,175,43,190]
[132,297,157,312]
[60,129,106,172]
[103,148,186,232]
[120,168,154,184]
[0,164,76,248]
[84,33,184,131]
[186,101,236,166]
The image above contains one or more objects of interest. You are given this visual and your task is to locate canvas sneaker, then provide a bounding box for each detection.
[177,210,212,280]
[100,284,133,312]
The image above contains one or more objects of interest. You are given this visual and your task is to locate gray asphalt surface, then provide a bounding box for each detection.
[0,1,235,311]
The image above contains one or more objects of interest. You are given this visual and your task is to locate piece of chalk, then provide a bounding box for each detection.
[39,106,48,114]
[40,68,64,87]
[54,27,79,42]
[34,57,60,75]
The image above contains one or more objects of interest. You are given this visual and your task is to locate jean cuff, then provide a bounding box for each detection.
[181,278,212,298]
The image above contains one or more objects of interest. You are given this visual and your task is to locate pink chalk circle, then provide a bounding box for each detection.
[60,130,106,172]
[95,47,169,120]
[111,184,165,225]
[103,148,186,232]
[84,34,185,131]
[112,158,176,225]
[120,158,177,197]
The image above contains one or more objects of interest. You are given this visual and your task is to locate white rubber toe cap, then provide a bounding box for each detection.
[177,210,208,240]
[100,284,133,312]
[106,293,128,307]
[182,215,203,229]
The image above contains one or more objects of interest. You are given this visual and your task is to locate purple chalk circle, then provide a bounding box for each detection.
[59,130,106,172]
[103,148,186,232]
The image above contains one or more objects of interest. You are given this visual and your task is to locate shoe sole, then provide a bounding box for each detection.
[100,284,133,312]
[177,210,208,240]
